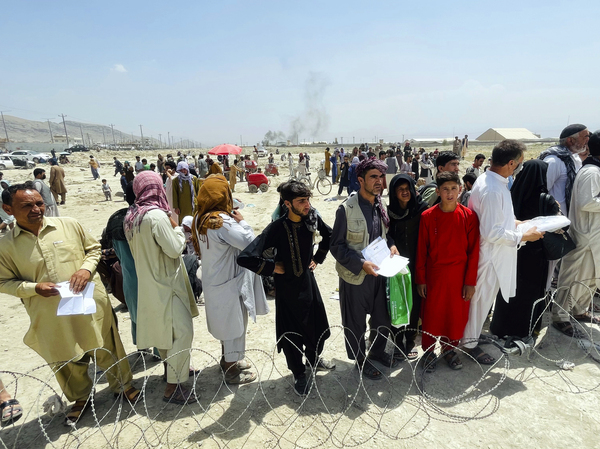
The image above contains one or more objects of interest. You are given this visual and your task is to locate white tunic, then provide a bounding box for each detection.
[469,170,523,301]
[198,215,269,341]
[568,164,600,252]
[545,153,582,213]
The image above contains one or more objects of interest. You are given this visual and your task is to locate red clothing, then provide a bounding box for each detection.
[415,204,480,351]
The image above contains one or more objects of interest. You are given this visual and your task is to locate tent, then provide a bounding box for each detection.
[476,128,540,141]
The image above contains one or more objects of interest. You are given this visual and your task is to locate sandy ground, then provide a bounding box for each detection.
[1,144,599,448]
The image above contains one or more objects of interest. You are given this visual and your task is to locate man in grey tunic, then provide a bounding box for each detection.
[197,154,209,178]
[330,158,400,381]
[33,168,59,217]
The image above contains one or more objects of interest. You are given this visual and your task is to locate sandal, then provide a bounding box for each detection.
[356,359,382,380]
[64,399,91,426]
[443,351,463,370]
[368,351,400,368]
[162,385,197,405]
[422,351,437,373]
[236,359,252,370]
[225,371,257,385]
[552,321,581,337]
[467,346,496,365]
[1,399,23,427]
[114,386,142,403]
[573,312,600,325]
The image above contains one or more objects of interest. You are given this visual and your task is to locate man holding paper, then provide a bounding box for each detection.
[463,140,544,364]
[331,158,400,381]
[0,182,138,426]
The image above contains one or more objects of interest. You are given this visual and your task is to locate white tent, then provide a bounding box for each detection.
[476,128,540,141]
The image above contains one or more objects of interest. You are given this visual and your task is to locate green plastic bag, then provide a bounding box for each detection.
[387,267,413,326]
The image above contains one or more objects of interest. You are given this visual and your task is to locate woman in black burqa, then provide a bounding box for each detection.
[490,159,559,338]
[387,174,429,359]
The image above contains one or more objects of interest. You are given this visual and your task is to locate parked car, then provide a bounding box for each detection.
[0,155,34,169]
[0,155,15,170]
[68,144,89,152]
[257,146,268,157]
[9,150,50,163]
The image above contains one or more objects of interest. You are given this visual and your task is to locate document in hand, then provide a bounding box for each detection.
[516,215,571,234]
[56,281,97,316]
[361,237,409,277]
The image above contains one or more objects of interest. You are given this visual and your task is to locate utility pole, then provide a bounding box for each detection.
[44,118,54,143]
[102,127,106,146]
[79,125,85,146]
[158,134,162,148]
[59,114,69,147]
[167,132,170,149]
[139,125,144,149]
[109,124,116,147]
[0,111,9,143]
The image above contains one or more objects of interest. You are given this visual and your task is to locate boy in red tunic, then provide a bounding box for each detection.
[416,172,480,371]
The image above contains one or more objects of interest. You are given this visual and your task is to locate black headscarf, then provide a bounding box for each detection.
[511,159,557,220]
[387,174,428,220]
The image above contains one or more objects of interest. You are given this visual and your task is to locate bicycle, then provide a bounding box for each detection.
[294,162,332,195]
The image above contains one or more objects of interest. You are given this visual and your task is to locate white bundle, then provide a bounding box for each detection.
[517,215,571,234]
[42,394,67,417]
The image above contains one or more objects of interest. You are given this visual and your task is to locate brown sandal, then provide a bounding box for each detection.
[64,399,91,426]
[114,386,142,403]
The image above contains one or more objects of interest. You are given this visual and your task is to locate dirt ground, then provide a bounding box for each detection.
[1,144,599,449]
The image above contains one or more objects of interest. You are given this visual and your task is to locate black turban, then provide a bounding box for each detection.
[560,123,587,139]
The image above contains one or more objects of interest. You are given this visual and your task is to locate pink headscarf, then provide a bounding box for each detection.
[124,171,170,239]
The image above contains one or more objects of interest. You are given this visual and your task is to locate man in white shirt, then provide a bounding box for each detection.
[539,124,589,215]
[552,131,600,336]
[463,140,544,364]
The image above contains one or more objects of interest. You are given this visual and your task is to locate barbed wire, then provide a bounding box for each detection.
[1,291,599,448]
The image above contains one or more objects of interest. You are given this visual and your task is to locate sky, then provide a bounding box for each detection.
[1,0,599,146]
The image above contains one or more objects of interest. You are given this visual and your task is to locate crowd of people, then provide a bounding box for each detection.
[0,124,598,426]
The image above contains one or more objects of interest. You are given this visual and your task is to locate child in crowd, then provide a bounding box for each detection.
[415,172,480,372]
[101,179,112,201]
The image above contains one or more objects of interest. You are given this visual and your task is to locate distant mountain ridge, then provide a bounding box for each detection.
[0,115,145,145]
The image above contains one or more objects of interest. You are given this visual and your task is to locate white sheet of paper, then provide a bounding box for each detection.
[361,237,410,277]
[516,215,571,234]
[56,282,96,316]
[361,236,390,266]
[376,255,410,277]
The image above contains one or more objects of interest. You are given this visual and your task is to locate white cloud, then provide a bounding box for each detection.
[111,64,127,73]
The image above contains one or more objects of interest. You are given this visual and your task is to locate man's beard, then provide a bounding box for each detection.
[290,205,308,218]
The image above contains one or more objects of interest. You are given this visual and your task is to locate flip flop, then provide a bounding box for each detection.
[1,399,23,427]
[162,386,197,405]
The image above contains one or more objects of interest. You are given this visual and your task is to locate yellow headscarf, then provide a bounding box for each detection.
[192,174,233,255]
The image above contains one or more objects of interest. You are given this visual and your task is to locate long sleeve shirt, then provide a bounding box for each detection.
[0,217,113,362]
[468,170,522,300]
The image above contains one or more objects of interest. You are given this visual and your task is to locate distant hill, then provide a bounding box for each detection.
[0,115,149,146]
